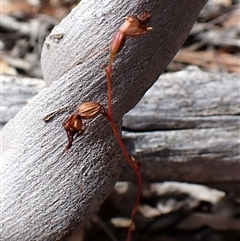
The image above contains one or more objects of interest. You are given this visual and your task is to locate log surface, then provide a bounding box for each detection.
[1,67,239,188]
[121,66,240,190]
[1,0,208,240]
[1,66,239,240]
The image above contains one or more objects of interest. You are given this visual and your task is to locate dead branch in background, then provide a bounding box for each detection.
[1,0,208,240]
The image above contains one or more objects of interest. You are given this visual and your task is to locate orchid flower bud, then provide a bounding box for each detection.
[63,114,85,150]
[120,13,152,37]
[110,12,152,56]
[63,102,106,150]
[76,102,104,119]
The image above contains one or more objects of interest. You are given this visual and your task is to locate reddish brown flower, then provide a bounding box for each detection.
[110,12,152,56]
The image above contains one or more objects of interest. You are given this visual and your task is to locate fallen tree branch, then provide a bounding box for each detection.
[121,67,240,191]
[1,0,207,240]
[2,68,239,191]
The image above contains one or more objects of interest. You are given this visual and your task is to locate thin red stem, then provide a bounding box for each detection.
[104,114,141,241]
[105,65,113,117]
[104,54,142,241]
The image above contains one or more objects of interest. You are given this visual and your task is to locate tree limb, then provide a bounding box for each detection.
[121,67,240,192]
[1,0,207,240]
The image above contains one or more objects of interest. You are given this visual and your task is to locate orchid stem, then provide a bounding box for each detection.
[104,53,142,241]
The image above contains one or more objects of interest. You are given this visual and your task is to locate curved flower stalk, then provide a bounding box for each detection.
[106,12,152,116]
[63,12,152,241]
[104,12,152,241]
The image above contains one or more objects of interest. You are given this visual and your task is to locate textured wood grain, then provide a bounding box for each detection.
[121,67,240,190]
[0,75,46,128]
[1,0,208,240]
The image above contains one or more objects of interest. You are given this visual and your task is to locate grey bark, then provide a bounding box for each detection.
[121,67,240,191]
[1,67,239,191]
[0,76,46,129]
[1,0,208,240]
